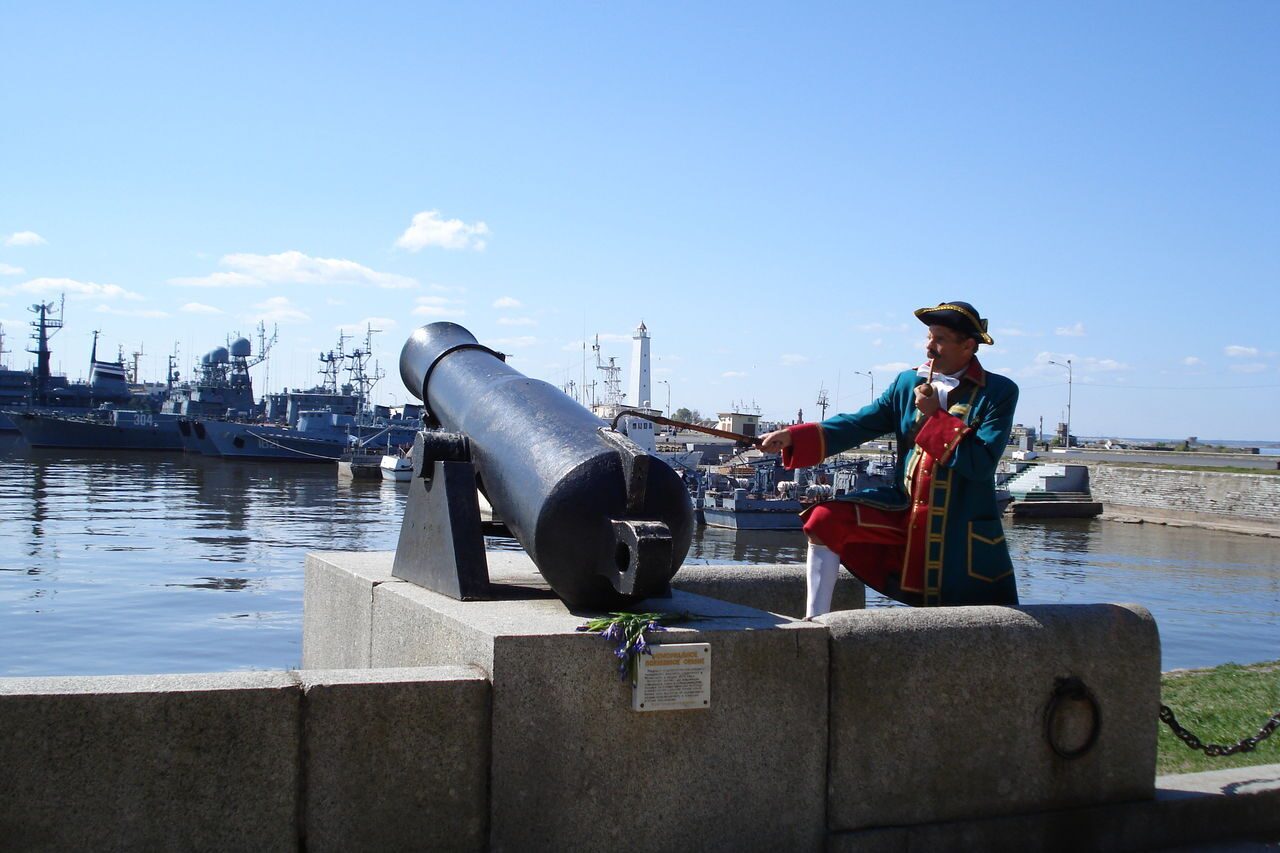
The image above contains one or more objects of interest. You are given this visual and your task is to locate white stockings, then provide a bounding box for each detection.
[805,542,840,618]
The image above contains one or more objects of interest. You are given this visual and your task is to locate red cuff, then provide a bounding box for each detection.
[914,410,971,465]
[782,423,826,469]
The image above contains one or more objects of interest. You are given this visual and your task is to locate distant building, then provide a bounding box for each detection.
[717,411,761,439]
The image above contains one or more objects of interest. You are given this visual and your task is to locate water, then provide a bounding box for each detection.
[1,436,1276,676]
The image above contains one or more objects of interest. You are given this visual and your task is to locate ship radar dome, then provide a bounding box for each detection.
[210,346,230,364]
[230,337,252,358]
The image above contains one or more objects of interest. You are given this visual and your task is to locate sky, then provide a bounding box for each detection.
[1,2,1276,441]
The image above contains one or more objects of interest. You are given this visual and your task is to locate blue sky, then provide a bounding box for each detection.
[1,2,1276,440]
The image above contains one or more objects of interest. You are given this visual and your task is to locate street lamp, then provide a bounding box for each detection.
[1047,359,1072,447]
[851,370,874,402]
[658,379,671,418]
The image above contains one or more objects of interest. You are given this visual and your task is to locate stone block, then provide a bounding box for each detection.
[317,551,829,851]
[301,666,491,853]
[0,671,299,852]
[821,603,1160,831]
[303,551,403,669]
[673,561,865,616]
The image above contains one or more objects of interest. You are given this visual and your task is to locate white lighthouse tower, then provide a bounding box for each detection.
[629,321,651,408]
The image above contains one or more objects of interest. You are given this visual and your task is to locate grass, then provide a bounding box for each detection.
[1157,660,1280,775]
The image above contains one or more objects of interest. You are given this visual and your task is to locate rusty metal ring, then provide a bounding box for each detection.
[1044,676,1101,760]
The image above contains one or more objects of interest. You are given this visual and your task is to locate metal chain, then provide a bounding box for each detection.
[1159,704,1280,757]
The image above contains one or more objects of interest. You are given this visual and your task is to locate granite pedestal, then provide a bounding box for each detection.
[304,550,830,852]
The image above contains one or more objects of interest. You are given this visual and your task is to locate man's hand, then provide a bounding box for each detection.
[914,384,940,417]
[759,429,793,454]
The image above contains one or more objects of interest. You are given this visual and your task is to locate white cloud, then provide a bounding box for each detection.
[251,296,310,325]
[94,305,170,319]
[170,250,418,290]
[181,302,223,315]
[0,263,24,276]
[412,295,465,318]
[1054,322,1086,337]
[722,371,748,378]
[493,296,521,309]
[1224,345,1259,358]
[1182,356,1203,367]
[497,316,536,326]
[0,277,142,300]
[1229,362,1268,374]
[780,354,809,366]
[395,210,490,252]
[337,317,397,334]
[560,333,631,351]
[872,361,911,373]
[488,336,538,350]
[1083,357,1128,372]
[4,231,46,247]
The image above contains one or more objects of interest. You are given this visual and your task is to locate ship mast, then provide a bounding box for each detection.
[27,297,64,405]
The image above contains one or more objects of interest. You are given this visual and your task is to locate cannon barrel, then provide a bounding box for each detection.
[400,322,693,609]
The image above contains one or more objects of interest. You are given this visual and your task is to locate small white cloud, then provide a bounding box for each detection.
[1229,362,1268,374]
[560,333,631,351]
[94,305,170,319]
[1085,357,1128,372]
[780,354,809,366]
[0,263,24,276]
[721,371,748,378]
[1182,356,1203,367]
[493,296,521,309]
[171,250,418,290]
[1224,344,1259,358]
[0,277,142,300]
[497,316,536,326]
[251,296,310,325]
[4,231,46,247]
[1054,322,1086,337]
[337,317,397,333]
[395,210,490,252]
[872,361,911,373]
[181,302,223,315]
[488,336,538,350]
[412,295,465,318]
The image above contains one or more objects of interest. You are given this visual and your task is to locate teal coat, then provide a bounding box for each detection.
[785,358,1019,606]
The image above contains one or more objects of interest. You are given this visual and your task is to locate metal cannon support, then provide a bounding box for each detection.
[393,322,694,610]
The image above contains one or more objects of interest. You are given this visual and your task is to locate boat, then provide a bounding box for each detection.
[337,444,386,480]
[9,407,185,451]
[1,300,164,434]
[700,455,897,530]
[379,451,413,481]
[194,328,422,463]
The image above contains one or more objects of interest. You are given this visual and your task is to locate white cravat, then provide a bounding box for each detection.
[916,363,967,410]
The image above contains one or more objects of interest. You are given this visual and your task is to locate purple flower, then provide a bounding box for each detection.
[614,644,630,659]
[603,624,623,642]
[647,621,666,632]
[634,636,649,656]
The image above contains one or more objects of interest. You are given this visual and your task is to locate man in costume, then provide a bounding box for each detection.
[759,301,1019,614]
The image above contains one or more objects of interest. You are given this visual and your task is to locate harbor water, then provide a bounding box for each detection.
[1,436,1276,676]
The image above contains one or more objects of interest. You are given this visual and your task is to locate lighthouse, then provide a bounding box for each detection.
[629,321,651,408]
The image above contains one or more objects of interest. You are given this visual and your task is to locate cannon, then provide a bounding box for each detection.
[392,322,694,610]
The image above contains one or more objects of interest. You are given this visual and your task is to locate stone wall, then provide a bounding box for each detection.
[1089,465,1280,525]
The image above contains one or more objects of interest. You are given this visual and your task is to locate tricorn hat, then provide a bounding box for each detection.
[914,301,994,346]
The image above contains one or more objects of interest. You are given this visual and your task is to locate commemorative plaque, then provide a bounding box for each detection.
[631,642,710,712]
